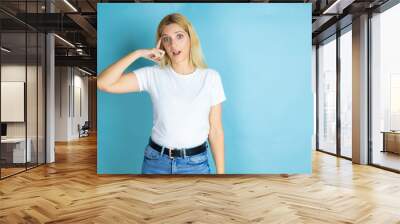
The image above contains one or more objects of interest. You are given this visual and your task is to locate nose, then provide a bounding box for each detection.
[169,41,176,50]
[168,38,178,49]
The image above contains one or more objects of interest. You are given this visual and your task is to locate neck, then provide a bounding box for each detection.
[171,60,195,75]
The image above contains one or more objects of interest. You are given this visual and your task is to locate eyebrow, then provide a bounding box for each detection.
[161,31,185,36]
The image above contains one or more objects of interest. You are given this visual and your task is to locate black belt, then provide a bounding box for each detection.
[148,137,207,158]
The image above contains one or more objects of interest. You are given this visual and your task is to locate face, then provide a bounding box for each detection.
[160,23,191,65]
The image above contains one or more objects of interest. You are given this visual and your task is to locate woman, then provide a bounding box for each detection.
[97,13,226,174]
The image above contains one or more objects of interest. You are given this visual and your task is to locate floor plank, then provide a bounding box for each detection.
[1,133,400,223]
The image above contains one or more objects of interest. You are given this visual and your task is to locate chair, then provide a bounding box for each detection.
[78,121,90,138]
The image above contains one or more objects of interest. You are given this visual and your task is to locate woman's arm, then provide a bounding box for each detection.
[208,103,225,174]
[97,40,165,94]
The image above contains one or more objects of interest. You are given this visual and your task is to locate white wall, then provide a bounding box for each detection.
[55,67,89,141]
[55,66,69,141]
[1,65,40,138]
[70,71,89,139]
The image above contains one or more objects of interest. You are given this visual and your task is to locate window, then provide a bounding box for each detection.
[371,3,400,171]
[339,28,352,158]
[317,36,337,154]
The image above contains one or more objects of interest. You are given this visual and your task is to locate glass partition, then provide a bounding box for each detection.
[1,30,28,177]
[0,1,46,179]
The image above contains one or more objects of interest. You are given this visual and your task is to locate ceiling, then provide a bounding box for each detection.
[0,0,394,74]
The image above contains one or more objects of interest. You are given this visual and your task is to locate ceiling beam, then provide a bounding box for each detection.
[67,13,97,40]
[322,0,356,14]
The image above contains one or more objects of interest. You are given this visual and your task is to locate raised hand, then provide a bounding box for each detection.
[140,39,165,64]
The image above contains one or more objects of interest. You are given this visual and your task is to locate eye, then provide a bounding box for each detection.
[162,36,170,43]
[177,33,184,39]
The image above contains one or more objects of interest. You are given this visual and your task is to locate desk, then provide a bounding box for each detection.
[1,138,32,163]
[381,131,400,154]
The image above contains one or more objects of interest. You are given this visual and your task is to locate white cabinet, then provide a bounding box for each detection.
[1,138,32,163]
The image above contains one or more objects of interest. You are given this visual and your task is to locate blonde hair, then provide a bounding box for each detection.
[156,13,207,69]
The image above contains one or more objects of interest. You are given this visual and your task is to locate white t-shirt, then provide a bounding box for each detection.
[133,65,226,149]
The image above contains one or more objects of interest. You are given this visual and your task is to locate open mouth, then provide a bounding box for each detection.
[172,50,181,56]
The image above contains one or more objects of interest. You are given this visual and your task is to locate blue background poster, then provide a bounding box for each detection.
[97,3,312,174]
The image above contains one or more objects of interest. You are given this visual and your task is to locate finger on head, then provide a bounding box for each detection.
[152,50,159,57]
[156,38,161,49]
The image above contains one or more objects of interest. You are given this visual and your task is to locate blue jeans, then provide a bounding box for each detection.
[141,144,211,174]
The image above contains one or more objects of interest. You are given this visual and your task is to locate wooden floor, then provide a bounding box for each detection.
[1,162,46,178]
[1,134,400,224]
[0,167,26,178]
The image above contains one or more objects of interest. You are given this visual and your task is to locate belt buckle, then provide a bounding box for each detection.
[168,148,174,159]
